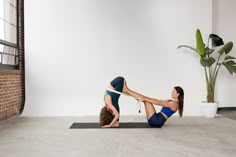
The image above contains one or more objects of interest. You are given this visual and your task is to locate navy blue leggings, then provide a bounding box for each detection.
[110,76,124,92]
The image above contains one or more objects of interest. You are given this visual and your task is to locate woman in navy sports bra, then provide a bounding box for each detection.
[123,81,184,128]
[100,76,125,128]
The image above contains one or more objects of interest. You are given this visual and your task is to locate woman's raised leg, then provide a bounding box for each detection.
[143,101,156,119]
[123,81,156,119]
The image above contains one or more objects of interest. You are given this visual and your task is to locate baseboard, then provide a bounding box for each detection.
[217,107,236,111]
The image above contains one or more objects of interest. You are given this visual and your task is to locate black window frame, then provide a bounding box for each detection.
[0,0,19,70]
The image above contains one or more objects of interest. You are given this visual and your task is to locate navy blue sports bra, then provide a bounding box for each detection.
[160,100,176,117]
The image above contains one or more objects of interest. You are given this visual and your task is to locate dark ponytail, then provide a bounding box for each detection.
[174,86,184,117]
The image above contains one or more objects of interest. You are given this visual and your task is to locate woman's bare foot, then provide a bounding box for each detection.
[122,80,129,94]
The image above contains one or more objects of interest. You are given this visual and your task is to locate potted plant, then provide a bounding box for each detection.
[178,29,236,118]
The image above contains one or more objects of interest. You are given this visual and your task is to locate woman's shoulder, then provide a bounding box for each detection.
[167,99,172,102]
[168,99,178,103]
[167,99,178,111]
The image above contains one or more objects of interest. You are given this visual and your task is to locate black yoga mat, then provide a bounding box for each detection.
[69,122,160,129]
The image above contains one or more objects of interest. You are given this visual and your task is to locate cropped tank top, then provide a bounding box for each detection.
[103,76,124,113]
[160,100,176,117]
[105,90,120,113]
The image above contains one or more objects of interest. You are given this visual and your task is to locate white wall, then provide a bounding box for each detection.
[212,0,236,107]
[23,0,213,116]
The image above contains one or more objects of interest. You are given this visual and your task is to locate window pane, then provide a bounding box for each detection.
[0,42,3,52]
[15,56,18,65]
[0,21,3,38]
[0,44,17,65]
[0,0,17,44]
[4,21,16,43]
[2,54,15,65]
[3,44,16,54]
[5,0,16,7]
[0,0,18,69]
[0,0,4,19]
[4,0,17,26]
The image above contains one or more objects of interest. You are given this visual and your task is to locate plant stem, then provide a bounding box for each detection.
[213,64,222,88]
[213,53,222,80]
[204,67,210,102]
[206,37,215,102]
[208,52,224,102]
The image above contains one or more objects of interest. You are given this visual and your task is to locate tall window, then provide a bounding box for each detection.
[0,0,18,69]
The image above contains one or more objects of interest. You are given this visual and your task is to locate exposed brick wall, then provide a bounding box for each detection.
[0,0,25,121]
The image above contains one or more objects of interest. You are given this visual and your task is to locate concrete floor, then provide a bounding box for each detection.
[0,116,236,157]
[218,110,236,121]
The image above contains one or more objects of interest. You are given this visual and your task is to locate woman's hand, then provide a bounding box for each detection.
[102,124,112,128]
[136,96,147,102]
[102,121,119,128]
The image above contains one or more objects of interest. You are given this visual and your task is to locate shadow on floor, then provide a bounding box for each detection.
[218,109,236,121]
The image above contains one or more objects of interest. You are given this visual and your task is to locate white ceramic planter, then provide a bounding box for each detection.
[201,102,218,118]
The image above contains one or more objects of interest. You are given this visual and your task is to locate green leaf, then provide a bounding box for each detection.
[205,47,215,54]
[200,57,215,67]
[224,60,236,65]
[218,42,234,55]
[223,60,236,74]
[177,45,198,53]
[223,62,236,74]
[223,63,233,74]
[196,29,206,58]
[225,55,236,61]
[231,66,236,73]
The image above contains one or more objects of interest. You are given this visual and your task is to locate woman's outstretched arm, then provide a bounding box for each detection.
[102,96,120,128]
[123,81,176,108]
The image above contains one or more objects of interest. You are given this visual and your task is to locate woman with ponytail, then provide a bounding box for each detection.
[123,82,184,128]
